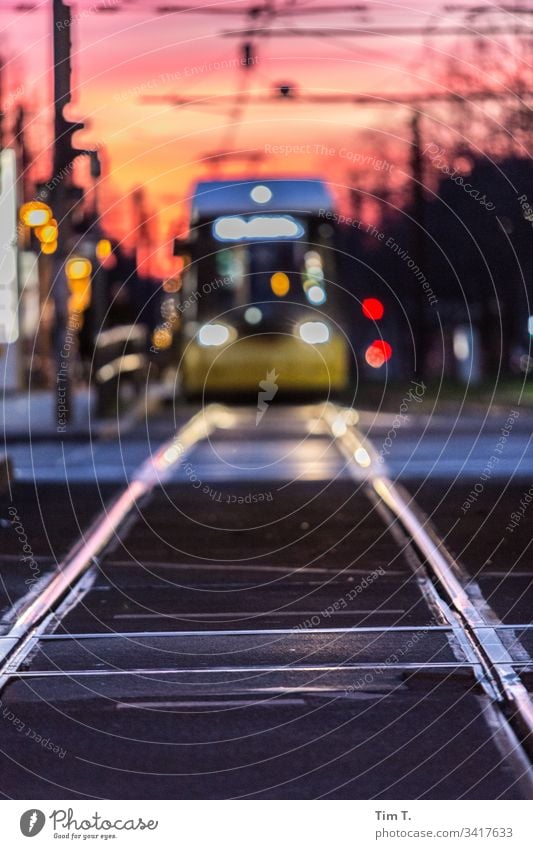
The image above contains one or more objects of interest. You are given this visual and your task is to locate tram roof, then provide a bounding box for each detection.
[191,179,334,218]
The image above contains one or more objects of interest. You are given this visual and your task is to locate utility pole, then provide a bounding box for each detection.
[14,105,30,200]
[132,187,154,279]
[0,57,4,192]
[48,0,87,428]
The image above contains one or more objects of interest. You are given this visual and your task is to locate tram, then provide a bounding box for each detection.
[173,177,352,396]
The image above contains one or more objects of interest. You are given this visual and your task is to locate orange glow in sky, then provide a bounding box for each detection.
[0,1,521,275]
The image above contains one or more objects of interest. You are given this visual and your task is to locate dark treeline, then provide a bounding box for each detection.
[338,155,533,381]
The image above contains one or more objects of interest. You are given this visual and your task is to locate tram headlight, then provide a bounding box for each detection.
[298,321,330,344]
[306,285,326,305]
[198,323,231,347]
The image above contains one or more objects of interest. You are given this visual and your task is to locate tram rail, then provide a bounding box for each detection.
[0,402,532,799]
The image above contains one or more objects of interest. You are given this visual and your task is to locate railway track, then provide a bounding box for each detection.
[0,403,532,799]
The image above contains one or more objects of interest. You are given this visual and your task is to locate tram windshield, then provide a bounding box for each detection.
[187,214,337,322]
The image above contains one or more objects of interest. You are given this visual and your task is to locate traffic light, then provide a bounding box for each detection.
[35,219,58,247]
[54,114,86,176]
[20,202,58,253]
[41,241,58,256]
[19,201,52,228]
[365,340,393,368]
[362,297,384,320]
[152,326,173,350]
[66,256,92,313]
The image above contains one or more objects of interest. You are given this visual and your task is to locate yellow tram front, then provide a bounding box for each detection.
[174,178,350,397]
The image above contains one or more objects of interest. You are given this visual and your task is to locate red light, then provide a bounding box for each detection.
[365,340,393,368]
[362,297,384,320]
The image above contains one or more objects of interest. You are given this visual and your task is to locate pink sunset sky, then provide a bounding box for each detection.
[0,1,527,273]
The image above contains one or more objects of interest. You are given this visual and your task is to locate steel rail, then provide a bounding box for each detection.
[9,662,478,679]
[34,625,455,638]
[1,623,529,638]
[0,404,229,674]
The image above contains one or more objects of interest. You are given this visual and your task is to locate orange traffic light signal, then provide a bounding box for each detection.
[96,239,112,261]
[35,219,58,247]
[66,257,92,312]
